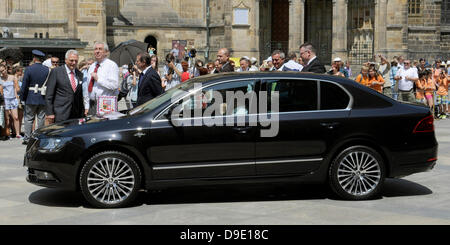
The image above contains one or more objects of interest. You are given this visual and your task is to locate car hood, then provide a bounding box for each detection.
[34,112,128,138]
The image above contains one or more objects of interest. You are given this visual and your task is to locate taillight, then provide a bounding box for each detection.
[413,115,434,133]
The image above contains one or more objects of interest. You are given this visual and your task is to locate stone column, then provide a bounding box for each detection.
[66,0,77,39]
[332,0,348,62]
[255,0,261,60]
[288,0,305,55]
[374,0,388,56]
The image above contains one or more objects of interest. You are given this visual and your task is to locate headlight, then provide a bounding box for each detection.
[38,137,72,153]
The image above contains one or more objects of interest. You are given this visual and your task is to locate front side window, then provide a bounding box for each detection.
[264,79,318,113]
[160,80,256,119]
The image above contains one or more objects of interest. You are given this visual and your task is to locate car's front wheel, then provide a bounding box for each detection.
[80,151,142,208]
[329,145,385,200]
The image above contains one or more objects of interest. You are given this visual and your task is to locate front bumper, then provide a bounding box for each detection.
[24,137,85,190]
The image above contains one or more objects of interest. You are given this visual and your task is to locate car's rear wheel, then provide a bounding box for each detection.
[329,145,385,200]
[80,151,142,208]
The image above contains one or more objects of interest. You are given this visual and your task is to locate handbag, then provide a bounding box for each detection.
[29,68,51,96]
[40,68,51,96]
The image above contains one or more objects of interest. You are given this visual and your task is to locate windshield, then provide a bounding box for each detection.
[128,81,194,116]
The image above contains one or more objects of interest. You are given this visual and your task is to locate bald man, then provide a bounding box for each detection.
[216,48,235,73]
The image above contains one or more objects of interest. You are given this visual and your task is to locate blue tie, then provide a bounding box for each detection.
[138,71,145,87]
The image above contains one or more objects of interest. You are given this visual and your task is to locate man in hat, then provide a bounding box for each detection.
[20,49,50,145]
[331,57,348,78]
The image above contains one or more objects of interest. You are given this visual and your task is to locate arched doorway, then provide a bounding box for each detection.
[259,0,290,61]
[144,35,157,54]
[305,0,332,65]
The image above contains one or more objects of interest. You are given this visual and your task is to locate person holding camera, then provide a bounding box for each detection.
[162,53,182,91]
[124,63,141,109]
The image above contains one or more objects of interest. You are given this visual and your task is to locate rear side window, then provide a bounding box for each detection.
[265,79,318,112]
[320,81,350,110]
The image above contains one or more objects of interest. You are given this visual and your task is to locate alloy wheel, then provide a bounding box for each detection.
[336,151,381,196]
[80,151,141,208]
[87,157,135,205]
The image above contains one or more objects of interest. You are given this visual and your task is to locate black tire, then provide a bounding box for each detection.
[80,151,142,208]
[329,145,385,200]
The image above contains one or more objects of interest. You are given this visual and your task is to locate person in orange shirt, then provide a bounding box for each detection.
[355,66,370,87]
[436,70,448,118]
[424,70,436,111]
[368,67,385,93]
[415,72,426,104]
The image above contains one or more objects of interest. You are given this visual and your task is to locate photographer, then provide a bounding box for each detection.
[125,63,141,109]
[162,53,182,91]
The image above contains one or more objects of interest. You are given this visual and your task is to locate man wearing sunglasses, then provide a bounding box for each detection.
[394,59,419,103]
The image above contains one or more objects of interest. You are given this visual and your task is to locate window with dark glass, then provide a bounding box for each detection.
[442,0,450,24]
[320,82,350,110]
[265,79,318,113]
[408,0,421,16]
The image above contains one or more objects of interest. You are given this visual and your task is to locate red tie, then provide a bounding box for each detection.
[70,71,76,92]
[88,63,100,93]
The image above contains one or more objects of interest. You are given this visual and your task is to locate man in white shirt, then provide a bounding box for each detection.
[269,50,285,71]
[237,56,253,72]
[280,51,303,71]
[85,42,120,115]
[42,55,53,68]
[394,59,418,103]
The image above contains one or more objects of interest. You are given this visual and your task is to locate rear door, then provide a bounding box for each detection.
[255,78,351,175]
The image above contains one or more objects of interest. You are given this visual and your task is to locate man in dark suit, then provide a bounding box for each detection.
[136,52,163,106]
[299,43,326,74]
[217,48,235,73]
[20,49,49,145]
[45,50,84,123]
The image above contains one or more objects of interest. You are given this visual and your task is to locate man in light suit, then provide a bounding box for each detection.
[299,43,326,74]
[45,50,85,123]
[135,52,163,106]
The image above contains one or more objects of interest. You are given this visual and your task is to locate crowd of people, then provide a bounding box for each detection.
[352,55,449,119]
[0,41,448,144]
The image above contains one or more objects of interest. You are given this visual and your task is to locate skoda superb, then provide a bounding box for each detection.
[24,72,438,208]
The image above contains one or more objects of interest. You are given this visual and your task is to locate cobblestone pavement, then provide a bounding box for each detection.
[0,119,449,225]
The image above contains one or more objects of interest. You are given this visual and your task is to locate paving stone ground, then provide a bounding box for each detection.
[0,119,449,225]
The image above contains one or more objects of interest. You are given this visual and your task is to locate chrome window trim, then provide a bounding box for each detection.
[153,78,257,121]
[151,76,354,123]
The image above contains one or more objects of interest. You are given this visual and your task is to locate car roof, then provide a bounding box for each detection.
[187,71,396,109]
[192,71,356,86]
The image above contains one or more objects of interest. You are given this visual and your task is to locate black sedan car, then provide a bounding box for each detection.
[24,72,438,208]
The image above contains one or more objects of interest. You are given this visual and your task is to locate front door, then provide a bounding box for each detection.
[148,80,258,179]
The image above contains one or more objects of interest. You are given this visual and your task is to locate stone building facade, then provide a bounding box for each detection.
[0,0,449,65]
